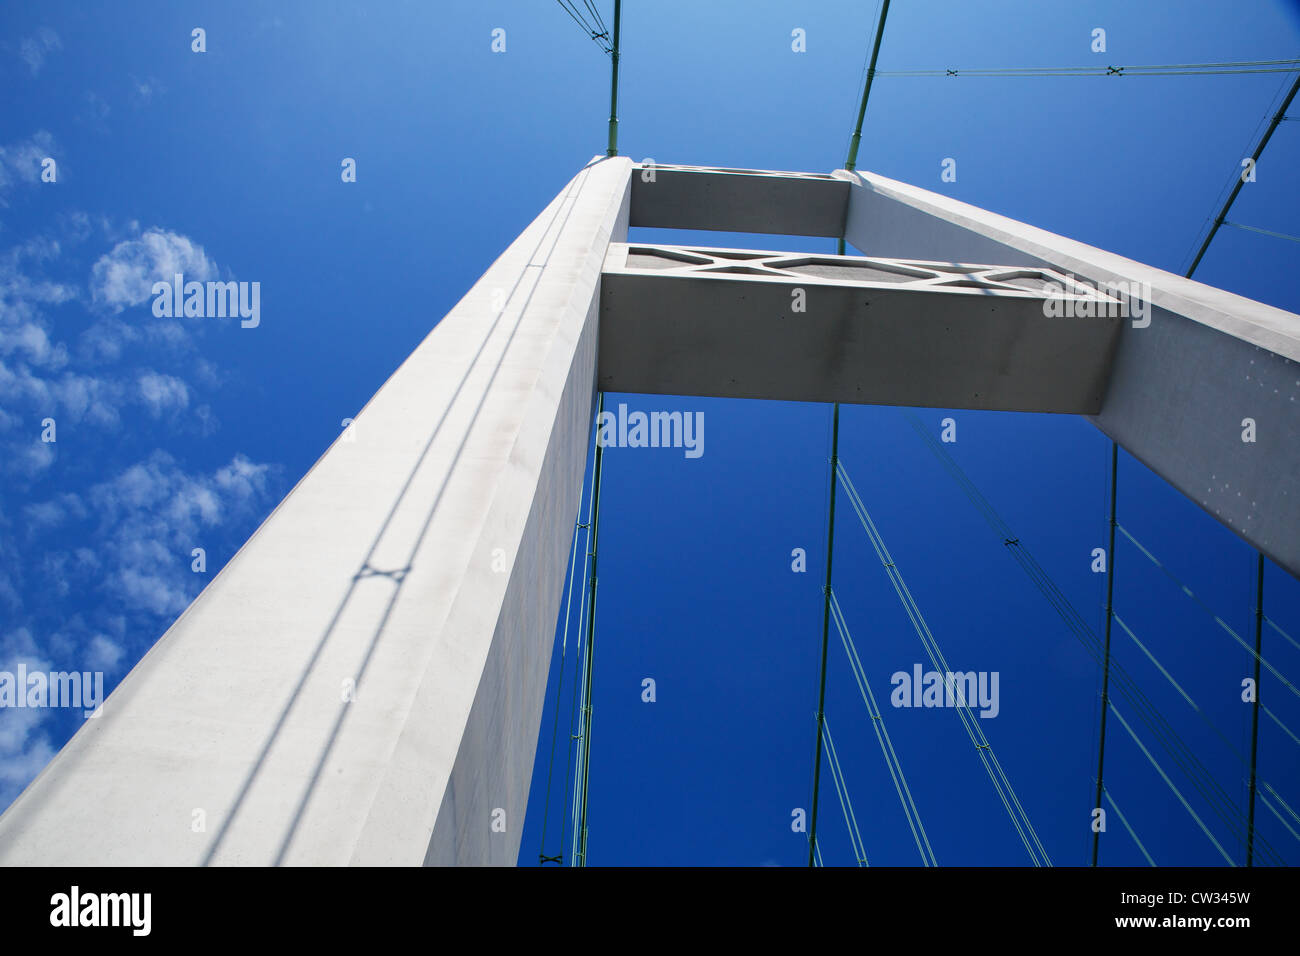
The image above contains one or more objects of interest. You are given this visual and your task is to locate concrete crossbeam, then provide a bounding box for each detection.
[629,164,848,237]
[599,243,1122,412]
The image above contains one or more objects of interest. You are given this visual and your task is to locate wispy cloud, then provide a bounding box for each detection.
[128,74,162,106]
[0,197,279,813]
[137,371,189,418]
[90,229,218,312]
[0,628,57,806]
[0,131,57,201]
[86,450,276,615]
[0,449,279,806]
[18,28,60,76]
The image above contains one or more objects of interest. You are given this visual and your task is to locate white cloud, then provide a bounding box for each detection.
[137,371,189,417]
[0,131,57,197]
[22,493,86,530]
[0,321,65,367]
[0,712,55,803]
[0,217,279,808]
[85,633,125,672]
[18,28,60,76]
[90,229,217,312]
[13,439,56,478]
[85,450,277,614]
[0,236,75,378]
[115,567,189,617]
[215,455,272,500]
[0,626,57,806]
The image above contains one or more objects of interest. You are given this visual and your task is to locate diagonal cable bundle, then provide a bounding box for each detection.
[555,0,613,54]
[829,591,937,865]
[836,459,1052,866]
[901,410,1288,866]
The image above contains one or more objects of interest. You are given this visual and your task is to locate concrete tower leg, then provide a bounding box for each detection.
[0,157,631,866]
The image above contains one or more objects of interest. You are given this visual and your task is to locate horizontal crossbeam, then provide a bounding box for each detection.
[629,164,849,237]
[625,164,1300,578]
[599,243,1123,413]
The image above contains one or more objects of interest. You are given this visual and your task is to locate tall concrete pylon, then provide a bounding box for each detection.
[1,159,1296,865]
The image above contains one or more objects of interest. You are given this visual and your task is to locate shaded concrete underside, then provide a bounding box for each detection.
[599,267,1120,413]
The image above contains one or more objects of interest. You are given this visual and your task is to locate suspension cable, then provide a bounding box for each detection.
[878,58,1300,79]
[574,392,607,866]
[844,0,892,172]
[606,1,622,155]
[1103,789,1157,867]
[837,1,893,254]
[554,0,613,54]
[1108,703,1236,865]
[1116,523,1300,701]
[808,403,840,866]
[901,409,1287,865]
[822,718,869,865]
[1247,555,1264,865]
[830,592,937,865]
[1185,72,1300,276]
[538,409,601,864]
[1092,441,1118,866]
[837,459,1050,865]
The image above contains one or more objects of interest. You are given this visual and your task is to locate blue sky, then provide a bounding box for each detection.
[1,0,1298,867]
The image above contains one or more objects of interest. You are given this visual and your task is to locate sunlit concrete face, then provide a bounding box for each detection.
[1,159,1296,869]
[0,156,633,866]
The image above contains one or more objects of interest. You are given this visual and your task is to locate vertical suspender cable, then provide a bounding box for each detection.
[1091,442,1118,866]
[605,0,622,156]
[576,392,607,866]
[1247,553,1264,865]
[808,403,840,866]
[844,0,892,173]
[539,411,600,865]
[837,0,893,255]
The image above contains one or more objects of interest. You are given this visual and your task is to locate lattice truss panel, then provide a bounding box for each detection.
[611,243,1123,306]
